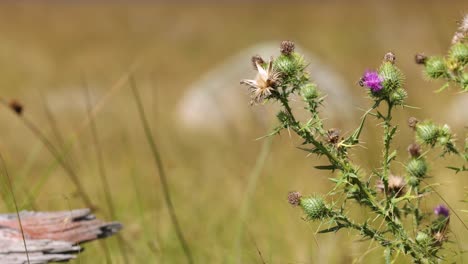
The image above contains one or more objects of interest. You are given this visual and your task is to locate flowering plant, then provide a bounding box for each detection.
[241,15,467,263]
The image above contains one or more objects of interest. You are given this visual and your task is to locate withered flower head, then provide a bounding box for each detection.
[288,191,302,206]
[376,175,406,197]
[452,32,463,44]
[459,14,468,32]
[408,117,419,130]
[414,53,427,65]
[327,128,340,144]
[280,40,295,56]
[251,55,265,70]
[407,143,422,158]
[9,100,23,115]
[451,15,468,44]
[241,58,281,104]
[383,52,396,64]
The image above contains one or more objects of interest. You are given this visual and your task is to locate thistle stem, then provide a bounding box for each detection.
[382,101,394,205]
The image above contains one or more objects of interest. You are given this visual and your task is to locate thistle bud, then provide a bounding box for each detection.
[414,53,427,65]
[287,191,302,206]
[300,196,330,221]
[416,232,431,246]
[449,43,468,66]
[406,158,428,178]
[280,40,295,56]
[389,88,407,105]
[407,176,420,188]
[424,57,447,79]
[9,100,23,115]
[415,121,439,146]
[379,61,404,92]
[383,52,396,64]
[300,83,319,101]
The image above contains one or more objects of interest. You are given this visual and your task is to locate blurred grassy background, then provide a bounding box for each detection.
[0,1,467,263]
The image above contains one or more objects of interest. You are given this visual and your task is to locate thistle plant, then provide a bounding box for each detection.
[241,36,467,263]
[415,14,468,92]
[414,14,468,173]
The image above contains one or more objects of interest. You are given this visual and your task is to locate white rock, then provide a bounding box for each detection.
[176,42,357,135]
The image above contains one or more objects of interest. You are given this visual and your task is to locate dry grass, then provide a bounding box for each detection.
[0,2,466,263]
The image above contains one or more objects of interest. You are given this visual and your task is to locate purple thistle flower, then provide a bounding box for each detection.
[361,70,383,92]
[434,204,450,218]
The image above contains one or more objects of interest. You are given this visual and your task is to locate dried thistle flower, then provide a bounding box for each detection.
[459,14,468,32]
[280,40,295,56]
[433,231,448,246]
[452,14,468,44]
[376,175,406,197]
[288,191,302,206]
[407,143,422,158]
[414,53,427,65]
[384,52,396,64]
[251,55,265,69]
[408,117,419,130]
[241,59,281,104]
[452,32,466,44]
[9,100,23,115]
[327,128,340,144]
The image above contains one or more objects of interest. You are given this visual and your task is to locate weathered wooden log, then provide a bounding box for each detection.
[0,208,122,263]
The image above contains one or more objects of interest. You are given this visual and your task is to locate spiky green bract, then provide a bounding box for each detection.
[300,196,331,221]
[379,62,405,92]
[437,124,458,155]
[370,62,407,105]
[449,42,468,66]
[415,121,459,155]
[430,217,449,234]
[406,158,428,178]
[416,121,439,146]
[417,16,467,92]
[424,57,447,79]
[300,83,319,101]
[300,83,322,114]
[389,88,407,105]
[273,53,308,93]
[274,53,306,75]
[407,176,420,188]
[416,232,431,246]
